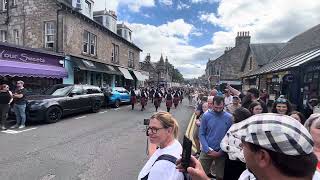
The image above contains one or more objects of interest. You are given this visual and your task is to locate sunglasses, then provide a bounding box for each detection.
[276,98,288,103]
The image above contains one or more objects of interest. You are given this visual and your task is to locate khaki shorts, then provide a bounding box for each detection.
[199,151,226,179]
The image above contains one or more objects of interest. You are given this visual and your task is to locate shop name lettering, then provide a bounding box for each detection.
[0,50,46,63]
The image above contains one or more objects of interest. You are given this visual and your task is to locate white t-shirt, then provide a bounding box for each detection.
[138,140,184,180]
[224,95,233,107]
[239,169,320,180]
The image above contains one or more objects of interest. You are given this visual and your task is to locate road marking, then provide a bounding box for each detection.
[75,116,86,119]
[99,110,108,114]
[2,127,37,134]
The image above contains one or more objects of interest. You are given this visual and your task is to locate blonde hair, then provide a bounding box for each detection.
[150,111,179,138]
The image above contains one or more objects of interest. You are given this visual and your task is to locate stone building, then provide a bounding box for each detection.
[206,32,284,90]
[140,54,173,87]
[0,0,143,89]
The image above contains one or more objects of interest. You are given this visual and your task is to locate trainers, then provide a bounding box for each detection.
[1,126,7,131]
[11,124,19,129]
[18,125,25,129]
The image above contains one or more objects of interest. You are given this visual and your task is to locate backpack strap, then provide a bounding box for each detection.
[141,154,191,180]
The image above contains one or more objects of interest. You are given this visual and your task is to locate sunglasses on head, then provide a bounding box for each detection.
[276,98,288,103]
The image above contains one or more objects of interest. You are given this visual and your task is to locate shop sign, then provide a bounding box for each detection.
[283,74,294,83]
[0,45,61,66]
[306,64,320,72]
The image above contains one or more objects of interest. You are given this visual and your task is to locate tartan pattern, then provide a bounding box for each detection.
[228,113,313,155]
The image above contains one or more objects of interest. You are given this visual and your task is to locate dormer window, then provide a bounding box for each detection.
[84,0,91,17]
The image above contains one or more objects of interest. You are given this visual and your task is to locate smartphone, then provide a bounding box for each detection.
[181,136,192,169]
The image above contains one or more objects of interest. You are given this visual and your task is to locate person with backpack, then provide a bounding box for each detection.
[138,112,185,180]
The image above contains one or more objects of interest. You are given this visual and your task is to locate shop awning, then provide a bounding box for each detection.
[0,59,67,78]
[118,67,133,80]
[132,70,147,81]
[72,57,122,75]
[243,47,320,77]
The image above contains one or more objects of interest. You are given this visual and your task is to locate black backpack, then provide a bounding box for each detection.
[141,154,191,180]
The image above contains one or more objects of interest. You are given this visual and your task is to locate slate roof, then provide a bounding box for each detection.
[250,43,286,65]
[271,23,320,61]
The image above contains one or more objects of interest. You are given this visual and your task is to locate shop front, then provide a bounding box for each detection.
[300,61,320,108]
[64,56,123,88]
[0,43,67,94]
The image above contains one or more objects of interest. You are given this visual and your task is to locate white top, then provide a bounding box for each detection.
[224,95,233,107]
[138,140,184,180]
[239,169,320,180]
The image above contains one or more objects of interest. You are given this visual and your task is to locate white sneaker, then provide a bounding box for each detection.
[18,125,25,129]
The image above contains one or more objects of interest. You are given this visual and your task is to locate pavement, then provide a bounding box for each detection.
[0,100,194,180]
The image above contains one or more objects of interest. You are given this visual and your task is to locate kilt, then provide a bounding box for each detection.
[141,97,147,106]
[131,96,137,104]
[173,97,180,105]
[154,98,161,107]
[166,100,173,108]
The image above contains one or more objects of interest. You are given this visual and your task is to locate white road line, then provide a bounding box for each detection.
[40,174,56,180]
[99,110,108,114]
[75,116,87,119]
[2,127,37,134]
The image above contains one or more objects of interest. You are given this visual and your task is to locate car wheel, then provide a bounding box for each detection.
[45,106,62,123]
[92,101,101,113]
[114,100,120,108]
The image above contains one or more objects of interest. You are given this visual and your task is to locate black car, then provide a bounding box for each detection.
[25,84,105,123]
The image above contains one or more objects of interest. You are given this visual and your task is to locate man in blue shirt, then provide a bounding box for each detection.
[199,96,232,180]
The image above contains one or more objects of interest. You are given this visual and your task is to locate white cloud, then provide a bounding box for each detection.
[93,0,155,12]
[177,2,191,10]
[191,0,219,4]
[200,0,320,48]
[159,0,173,6]
[127,20,221,78]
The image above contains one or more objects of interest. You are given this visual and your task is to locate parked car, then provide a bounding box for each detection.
[23,84,105,123]
[106,87,131,108]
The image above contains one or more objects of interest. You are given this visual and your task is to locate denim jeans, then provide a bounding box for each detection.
[13,104,26,126]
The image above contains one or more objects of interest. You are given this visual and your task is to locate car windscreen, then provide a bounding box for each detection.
[50,86,73,96]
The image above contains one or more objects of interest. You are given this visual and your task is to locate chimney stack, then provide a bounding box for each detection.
[235,31,251,46]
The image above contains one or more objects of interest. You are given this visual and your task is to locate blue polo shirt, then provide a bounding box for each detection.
[199,110,232,153]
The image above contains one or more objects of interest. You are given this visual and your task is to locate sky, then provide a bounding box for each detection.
[93,0,320,79]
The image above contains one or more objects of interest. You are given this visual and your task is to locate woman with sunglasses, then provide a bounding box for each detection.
[0,84,13,130]
[138,111,184,180]
[271,97,292,115]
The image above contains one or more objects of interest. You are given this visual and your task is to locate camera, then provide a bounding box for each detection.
[144,119,150,125]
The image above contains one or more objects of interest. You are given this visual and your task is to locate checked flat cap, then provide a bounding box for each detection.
[228,113,314,156]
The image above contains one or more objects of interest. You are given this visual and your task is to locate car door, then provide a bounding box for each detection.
[82,86,95,110]
[65,85,85,113]
[121,88,130,102]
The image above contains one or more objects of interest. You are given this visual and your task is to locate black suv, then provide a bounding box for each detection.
[25,84,105,123]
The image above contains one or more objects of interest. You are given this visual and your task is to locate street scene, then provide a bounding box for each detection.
[1,0,320,180]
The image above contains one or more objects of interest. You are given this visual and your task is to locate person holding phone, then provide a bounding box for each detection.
[138,111,184,180]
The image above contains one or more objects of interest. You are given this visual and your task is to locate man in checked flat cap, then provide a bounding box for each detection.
[176,113,319,180]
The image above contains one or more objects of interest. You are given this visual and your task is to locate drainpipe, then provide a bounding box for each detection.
[56,4,63,53]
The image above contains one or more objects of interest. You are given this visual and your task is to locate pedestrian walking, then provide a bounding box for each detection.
[149,88,155,103]
[226,96,241,114]
[130,88,137,110]
[198,96,233,180]
[165,90,173,112]
[173,90,180,109]
[179,89,184,104]
[140,89,148,111]
[138,111,184,180]
[289,111,306,124]
[241,88,268,113]
[0,84,13,130]
[153,90,162,112]
[11,80,27,129]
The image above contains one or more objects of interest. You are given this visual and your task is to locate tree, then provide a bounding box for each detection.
[172,68,184,82]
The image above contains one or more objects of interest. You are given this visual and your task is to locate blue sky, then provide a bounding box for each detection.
[93,0,320,79]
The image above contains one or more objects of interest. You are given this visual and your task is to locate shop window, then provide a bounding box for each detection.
[13,29,19,44]
[0,30,7,42]
[307,72,313,83]
[44,21,55,48]
[128,51,134,68]
[2,0,7,11]
[111,43,119,63]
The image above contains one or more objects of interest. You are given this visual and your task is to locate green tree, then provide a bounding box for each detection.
[172,68,184,82]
